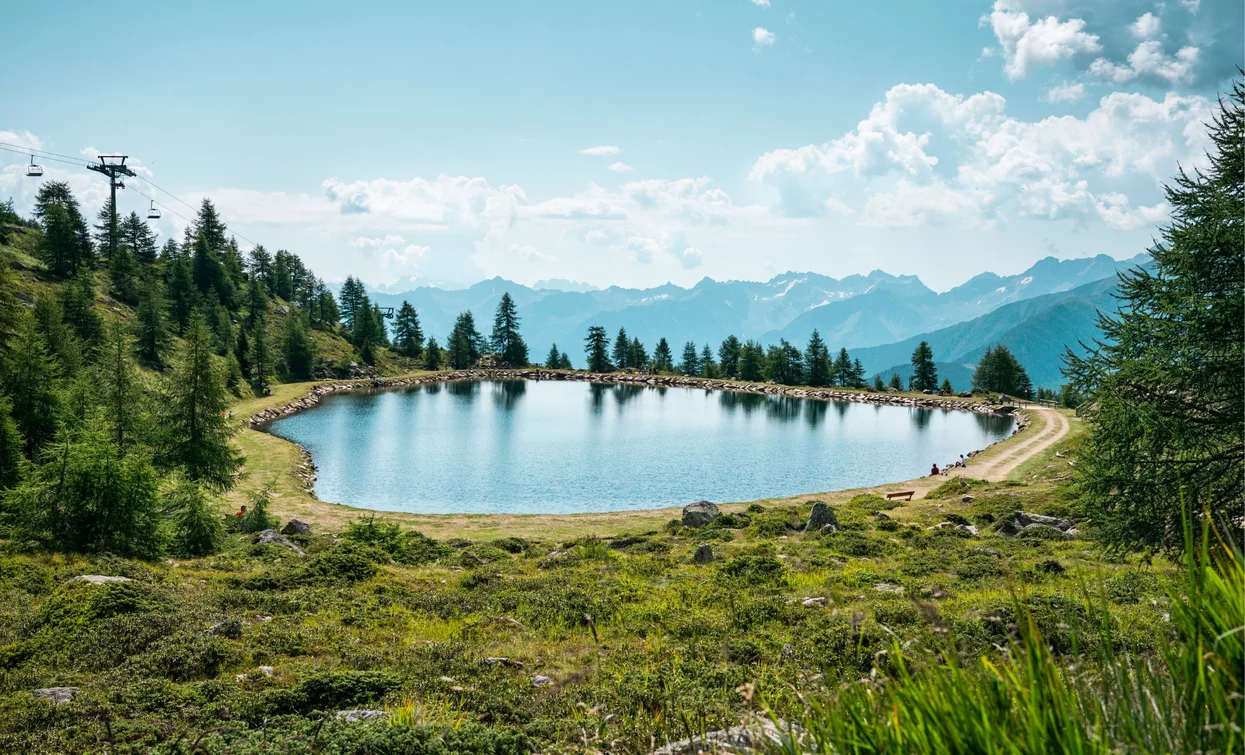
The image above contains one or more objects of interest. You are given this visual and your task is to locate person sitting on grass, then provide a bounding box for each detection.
[930,463,940,476]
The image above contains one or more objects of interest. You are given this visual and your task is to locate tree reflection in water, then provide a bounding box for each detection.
[490,380,527,411]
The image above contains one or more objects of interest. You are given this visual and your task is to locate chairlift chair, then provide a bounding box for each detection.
[26,156,43,177]
[147,201,161,219]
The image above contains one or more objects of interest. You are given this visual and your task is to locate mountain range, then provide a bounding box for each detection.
[359,253,1147,390]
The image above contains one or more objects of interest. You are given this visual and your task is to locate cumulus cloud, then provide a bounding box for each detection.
[982,0,1101,79]
[509,243,556,264]
[1043,81,1085,103]
[606,161,633,173]
[580,145,621,156]
[751,0,771,6]
[752,27,775,47]
[352,234,430,267]
[1131,12,1160,38]
[1089,41,1199,86]
[751,82,1213,231]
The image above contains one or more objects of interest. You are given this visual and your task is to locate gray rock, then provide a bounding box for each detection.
[804,502,838,533]
[255,529,306,556]
[995,511,1075,537]
[33,687,79,704]
[335,709,389,721]
[651,718,795,755]
[693,543,715,564]
[1013,511,1074,530]
[956,524,979,536]
[873,583,904,594]
[281,519,312,536]
[1018,523,1073,540]
[961,495,976,503]
[820,523,839,534]
[69,575,133,585]
[800,597,827,608]
[682,500,720,528]
[532,674,555,688]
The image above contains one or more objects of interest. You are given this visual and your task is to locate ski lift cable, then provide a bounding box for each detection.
[0,144,91,168]
[0,141,93,164]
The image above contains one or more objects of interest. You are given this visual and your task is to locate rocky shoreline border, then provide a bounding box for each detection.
[249,368,1024,428]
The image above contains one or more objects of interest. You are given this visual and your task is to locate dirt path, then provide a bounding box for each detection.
[949,406,1071,482]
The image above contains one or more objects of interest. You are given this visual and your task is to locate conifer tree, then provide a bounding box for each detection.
[108,241,138,303]
[248,313,272,394]
[738,340,765,381]
[159,311,242,490]
[33,296,83,378]
[910,341,938,391]
[246,275,268,329]
[940,377,953,394]
[611,327,630,369]
[489,293,527,365]
[873,373,885,391]
[584,325,612,372]
[805,330,829,386]
[832,347,852,387]
[447,311,484,369]
[652,338,673,372]
[59,266,103,351]
[679,341,700,376]
[92,197,117,261]
[167,257,197,334]
[99,326,146,454]
[168,476,224,557]
[889,372,903,391]
[393,301,424,358]
[718,335,742,378]
[545,343,562,368]
[558,352,573,370]
[851,358,866,389]
[628,337,648,369]
[700,344,717,378]
[34,182,93,278]
[3,315,62,459]
[423,336,441,370]
[0,394,25,489]
[281,312,315,381]
[1062,82,1243,551]
[159,238,180,262]
[764,340,805,385]
[338,276,366,332]
[248,244,273,292]
[121,211,158,265]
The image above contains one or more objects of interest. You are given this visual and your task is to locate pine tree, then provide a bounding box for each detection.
[447,311,484,369]
[652,338,673,372]
[677,341,699,376]
[393,301,424,358]
[851,358,866,389]
[832,347,852,387]
[972,344,1030,396]
[700,344,718,378]
[32,296,83,378]
[281,312,315,381]
[765,340,805,385]
[718,335,742,378]
[121,211,158,265]
[0,393,25,489]
[545,343,562,369]
[98,326,147,454]
[910,341,938,392]
[246,276,268,329]
[805,330,829,386]
[92,197,117,261]
[611,327,630,369]
[248,313,272,394]
[489,293,527,366]
[34,182,94,278]
[167,257,197,334]
[59,266,103,351]
[108,241,138,303]
[584,325,612,372]
[423,336,441,370]
[338,276,366,332]
[234,326,250,380]
[3,315,62,459]
[557,352,573,370]
[628,337,648,370]
[168,477,225,557]
[888,372,903,391]
[158,311,242,490]
[1015,366,1033,400]
[738,341,765,381]
[939,378,953,394]
[159,238,180,262]
[873,373,885,391]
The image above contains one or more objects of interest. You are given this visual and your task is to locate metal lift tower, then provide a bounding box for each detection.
[87,155,137,260]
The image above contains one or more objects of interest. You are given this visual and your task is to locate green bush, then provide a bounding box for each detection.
[168,477,225,557]
[239,481,280,534]
[300,542,380,585]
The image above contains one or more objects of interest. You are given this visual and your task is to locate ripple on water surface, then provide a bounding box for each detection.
[264,380,1014,514]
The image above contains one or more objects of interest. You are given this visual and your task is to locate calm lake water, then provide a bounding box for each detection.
[265,380,1014,514]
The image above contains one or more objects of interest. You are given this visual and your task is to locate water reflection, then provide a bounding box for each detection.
[446,381,479,399]
[718,391,766,416]
[490,380,527,410]
[911,408,932,429]
[803,399,828,428]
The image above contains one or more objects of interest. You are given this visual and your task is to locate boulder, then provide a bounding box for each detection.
[532,675,555,688]
[873,583,904,594]
[693,543,715,564]
[1014,511,1074,530]
[803,502,838,533]
[33,687,79,705]
[961,495,976,503]
[800,597,827,608]
[69,575,133,585]
[995,511,1075,537]
[281,519,312,536]
[255,529,306,557]
[682,501,720,528]
[651,718,795,755]
[335,709,389,722]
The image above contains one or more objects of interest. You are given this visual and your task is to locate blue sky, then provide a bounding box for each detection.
[1,0,1239,291]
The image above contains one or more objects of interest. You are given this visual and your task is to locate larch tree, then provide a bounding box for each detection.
[718,335,742,378]
[679,341,700,376]
[393,301,424,358]
[490,293,528,366]
[910,341,938,392]
[611,327,630,369]
[805,330,830,387]
[584,325,612,372]
[2,314,62,459]
[652,338,673,372]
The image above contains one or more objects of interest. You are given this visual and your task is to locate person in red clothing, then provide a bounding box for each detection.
[930,463,940,476]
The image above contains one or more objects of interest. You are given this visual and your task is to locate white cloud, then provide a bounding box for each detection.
[580,145,621,156]
[982,0,1101,79]
[1089,41,1199,86]
[509,243,556,264]
[352,235,430,267]
[606,161,633,173]
[679,246,704,269]
[1043,81,1085,103]
[751,83,1213,232]
[752,27,775,47]
[1131,12,1160,39]
[751,0,771,7]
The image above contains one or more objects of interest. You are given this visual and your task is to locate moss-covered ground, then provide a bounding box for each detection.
[0,427,1178,754]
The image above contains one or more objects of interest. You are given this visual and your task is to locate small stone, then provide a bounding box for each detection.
[956,524,979,536]
[69,575,133,585]
[532,675,555,688]
[873,583,904,594]
[335,709,389,721]
[800,597,827,608]
[804,501,838,533]
[819,523,838,534]
[33,687,79,705]
[693,543,715,564]
[257,666,275,677]
[961,495,975,503]
[682,500,720,527]
[281,519,312,536]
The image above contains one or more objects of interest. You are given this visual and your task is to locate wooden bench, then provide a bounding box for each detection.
[885,490,915,501]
